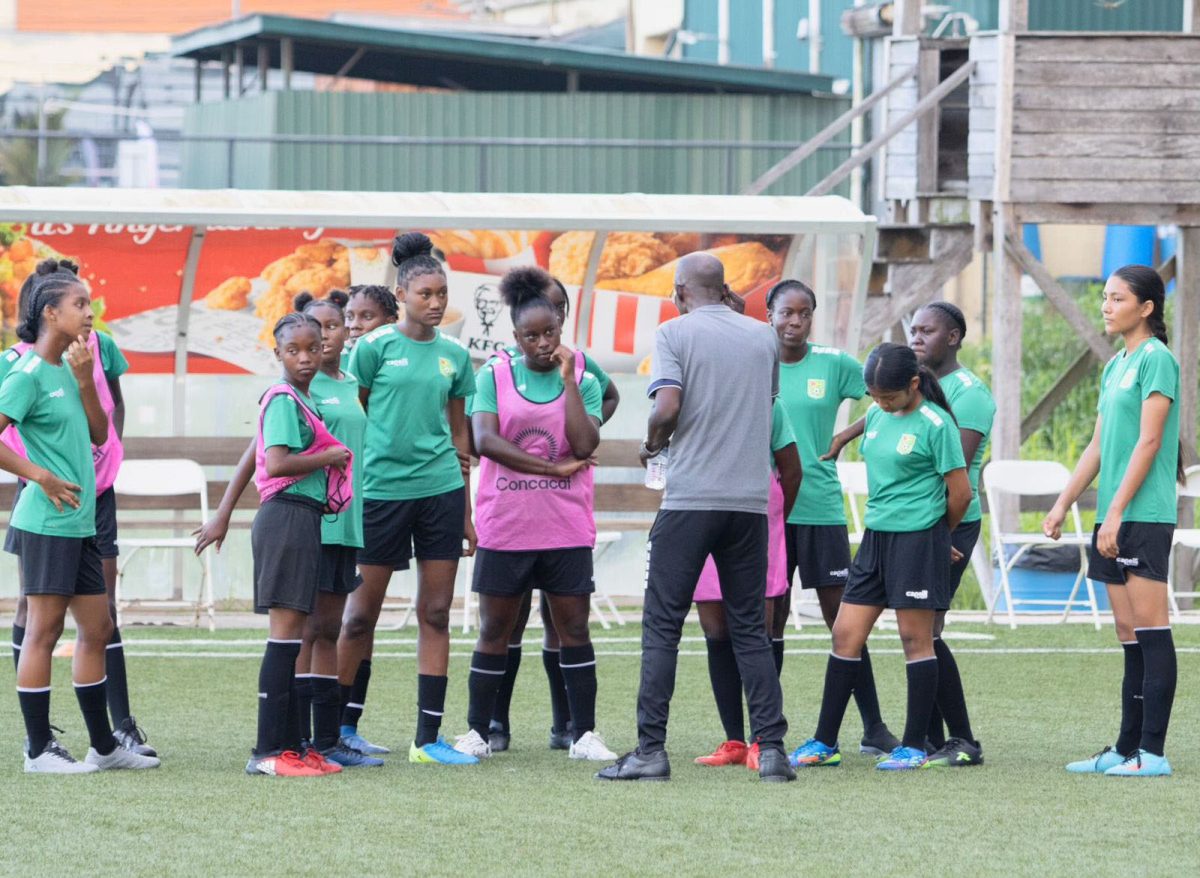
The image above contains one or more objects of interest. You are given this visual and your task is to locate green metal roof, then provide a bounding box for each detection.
[170,14,837,96]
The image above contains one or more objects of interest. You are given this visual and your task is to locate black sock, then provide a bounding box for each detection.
[11,624,25,673]
[415,674,447,747]
[902,657,939,751]
[1115,640,1144,756]
[1136,627,1176,756]
[256,640,300,756]
[17,686,51,756]
[852,644,885,732]
[340,659,372,728]
[542,648,571,734]
[75,678,117,755]
[104,626,131,727]
[310,676,340,750]
[294,675,314,744]
[926,703,947,750]
[705,638,745,742]
[933,638,974,743]
[491,643,522,732]
[771,638,785,677]
[814,654,861,748]
[559,644,597,740]
[467,651,507,738]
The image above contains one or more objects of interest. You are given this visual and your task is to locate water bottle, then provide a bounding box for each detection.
[644,447,668,491]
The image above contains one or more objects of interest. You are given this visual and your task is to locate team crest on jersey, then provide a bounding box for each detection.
[896,433,916,455]
[807,379,826,399]
[438,357,456,379]
[1119,370,1136,390]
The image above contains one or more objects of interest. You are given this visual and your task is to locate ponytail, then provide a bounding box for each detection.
[18,258,84,344]
[916,365,957,424]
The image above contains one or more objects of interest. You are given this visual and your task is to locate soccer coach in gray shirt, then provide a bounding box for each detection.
[597,252,793,783]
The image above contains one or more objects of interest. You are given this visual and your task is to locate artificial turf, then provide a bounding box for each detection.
[3,621,1199,877]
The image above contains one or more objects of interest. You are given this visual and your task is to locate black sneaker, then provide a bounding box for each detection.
[488,721,511,753]
[549,726,573,751]
[758,746,797,783]
[923,737,984,768]
[114,716,158,758]
[859,725,901,757]
[595,749,670,782]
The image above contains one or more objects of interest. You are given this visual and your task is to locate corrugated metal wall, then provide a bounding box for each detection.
[182,90,851,195]
[1030,0,1183,32]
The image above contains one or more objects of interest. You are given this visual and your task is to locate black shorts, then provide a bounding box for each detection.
[949,519,983,596]
[472,547,594,597]
[94,487,119,559]
[786,523,852,589]
[359,487,464,567]
[252,494,322,614]
[3,478,24,555]
[842,519,953,611]
[319,543,360,595]
[16,530,106,597]
[1086,522,1173,585]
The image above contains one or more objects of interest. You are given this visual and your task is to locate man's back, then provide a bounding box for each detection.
[648,305,778,514]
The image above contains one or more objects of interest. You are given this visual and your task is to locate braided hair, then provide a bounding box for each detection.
[392,232,445,290]
[346,284,399,322]
[271,311,322,344]
[924,301,968,344]
[18,259,86,344]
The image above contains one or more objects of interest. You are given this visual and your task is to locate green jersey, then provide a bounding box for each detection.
[96,331,129,381]
[771,398,795,454]
[778,346,866,525]
[473,356,603,420]
[939,367,995,524]
[0,352,97,537]
[260,385,326,504]
[1097,338,1180,524]
[350,325,474,501]
[311,369,366,547]
[860,401,965,532]
[467,347,611,416]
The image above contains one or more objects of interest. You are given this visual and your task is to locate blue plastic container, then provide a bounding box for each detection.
[1102,225,1156,279]
[992,544,1110,613]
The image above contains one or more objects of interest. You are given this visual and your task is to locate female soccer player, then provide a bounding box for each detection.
[908,301,993,767]
[0,259,158,772]
[243,312,351,777]
[343,233,477,766]
[693,398,799,769]
[790,343,969,771]
[769,280,899,758]
[1045,265,1182,777]
[477,273,621,753]
[453,266,615,762]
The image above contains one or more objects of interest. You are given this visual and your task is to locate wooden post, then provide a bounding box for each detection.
[991,202,1022,530]
[892,0,922,37]
[281,38,294,91]
[999,0,1028,33]
[1186,0,1199,33]
[1177,228,1200,467]
[257,44,269,93]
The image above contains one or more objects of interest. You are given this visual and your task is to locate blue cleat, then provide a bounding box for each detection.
[323,742,385,768]
[409,737,480,765]
[340,726,390,755]
[876,746,927,771]
[1065,746,1125,774]
[1104,749,1172,777]
[788,738,842,768]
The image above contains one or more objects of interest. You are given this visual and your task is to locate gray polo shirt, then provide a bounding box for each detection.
[648,304,779,514]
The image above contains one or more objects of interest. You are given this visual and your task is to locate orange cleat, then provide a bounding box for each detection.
[745,742,761,771]
[694,740,749,767]
[301,748,344,774]
[245,750,325,777]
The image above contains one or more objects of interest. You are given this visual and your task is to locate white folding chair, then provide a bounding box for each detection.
[1168,465,1200,619]
[113,459,215,631]
[983,459,1099,631]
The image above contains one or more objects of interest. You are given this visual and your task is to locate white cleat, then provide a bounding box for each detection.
[569,731,618,761]
[453,730,492,760]
[24,740,99,774]
[86,745,161,770]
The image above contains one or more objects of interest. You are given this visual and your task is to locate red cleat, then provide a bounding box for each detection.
[301,748,344,774]
[245,750,325,777]
[745,743,761,771]
[694,740,749,767]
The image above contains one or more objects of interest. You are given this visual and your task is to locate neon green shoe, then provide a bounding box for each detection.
[409,737,480,765]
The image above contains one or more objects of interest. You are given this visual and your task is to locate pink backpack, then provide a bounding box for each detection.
[254,383,353,514]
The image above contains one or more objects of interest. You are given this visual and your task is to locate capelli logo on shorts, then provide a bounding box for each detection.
[1116,556,1139,567]
[829,568,849,579]
[904,589,929,599]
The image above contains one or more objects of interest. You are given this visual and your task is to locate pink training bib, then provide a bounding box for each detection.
[1,333,124,492]
[254,382,353,514]
[692,472,789,602]
[475,353,595,552]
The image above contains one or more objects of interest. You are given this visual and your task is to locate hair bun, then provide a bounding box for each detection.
[327,288,349,309]
[292,291,316,311]
[392,231,434,267]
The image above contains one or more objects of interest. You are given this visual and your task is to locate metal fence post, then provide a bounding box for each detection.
[226,137,235,187]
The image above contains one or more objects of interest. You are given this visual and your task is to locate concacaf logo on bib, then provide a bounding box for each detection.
[807,379,826,399]
[1119,369,1136,390]
[438,357,456,379]
[896,433,917,455]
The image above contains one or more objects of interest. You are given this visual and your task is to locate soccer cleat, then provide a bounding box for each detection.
[789,738,842,768]
[300,748,343,774]
[113,716,158,758]
[245,750,324,777]
[453,730,492,760]
[694,740,749,767]
[923,737,984,768]
[549,726,573,751]
[1065,746,1126,774]
[1104,749,1172,778]
[758,747,797,783]
[569,731,617,761]
[860,725,901,757]
[409,737,480,765]
[745,742,761,771]
[325,741,385,768]
[875,746,927,771]
[85,745,160,771]
[24,739,98,774]
[594,749,670,781]
[488,721,511,753]
[340,726,390,755]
